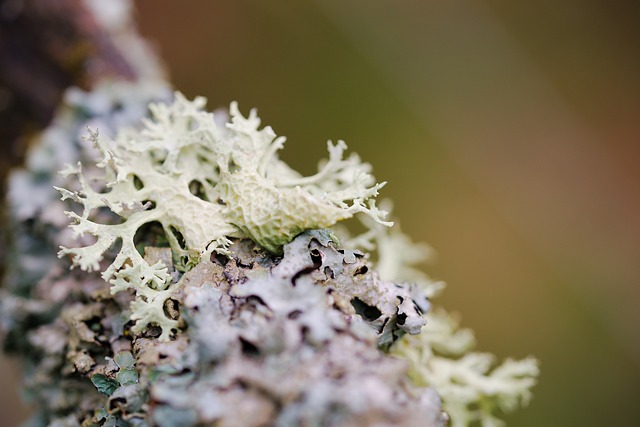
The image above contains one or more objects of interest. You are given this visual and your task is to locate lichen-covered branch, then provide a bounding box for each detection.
[0,2,537,426]
[54,93,391,340]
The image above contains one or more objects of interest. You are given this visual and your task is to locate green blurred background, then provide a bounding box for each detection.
[2,1,640,426]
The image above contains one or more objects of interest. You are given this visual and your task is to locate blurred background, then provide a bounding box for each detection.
[2,1,639,426]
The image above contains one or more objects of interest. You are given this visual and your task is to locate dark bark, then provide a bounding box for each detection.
[0,0,135,193]
[0,0,136,283]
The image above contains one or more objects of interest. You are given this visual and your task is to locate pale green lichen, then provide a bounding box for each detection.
[391,308,539,427]
[345,206,539,427]
[57,93,390,340]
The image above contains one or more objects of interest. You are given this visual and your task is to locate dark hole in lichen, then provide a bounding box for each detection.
[132,174,144,190]
[168,225,187,250]
[353,265,368,276]
[309,248,323,265]
[324,266,334,279]
[291,250,323,286]
[211,252,229,266]
[163,298,180,321]
[396,312,407,326]
[239,337,260,357]
[134,221,169,255]
[350,297,382,321]
[100,237,123,266]
[188,179,208,201]
[143,325,162,338]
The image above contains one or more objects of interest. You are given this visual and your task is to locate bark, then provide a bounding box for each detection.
[0,0,134,193]
[0,0,136,279]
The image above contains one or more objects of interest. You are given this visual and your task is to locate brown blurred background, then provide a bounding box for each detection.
[2,1,640,426]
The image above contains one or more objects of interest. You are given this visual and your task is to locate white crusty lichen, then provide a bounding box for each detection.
[57,93,390,340]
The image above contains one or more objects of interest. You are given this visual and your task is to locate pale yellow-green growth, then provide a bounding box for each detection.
[56,93,390,340]
[391,307,539,427]
[340,205,538,426]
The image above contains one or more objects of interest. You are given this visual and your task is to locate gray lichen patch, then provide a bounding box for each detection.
[1,231,445,426]
[142,232,444,427]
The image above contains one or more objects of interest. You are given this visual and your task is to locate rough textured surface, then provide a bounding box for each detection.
[55,94,391,340]
[0,2,538,426]
[2,230,446,427]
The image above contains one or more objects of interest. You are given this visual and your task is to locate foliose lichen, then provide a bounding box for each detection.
[55,93,391,341]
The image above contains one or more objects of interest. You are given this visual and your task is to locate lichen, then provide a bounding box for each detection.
[56,93,390,340]
[391,307,539,427]
[1,23,537,425]
[342,205,539,427]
